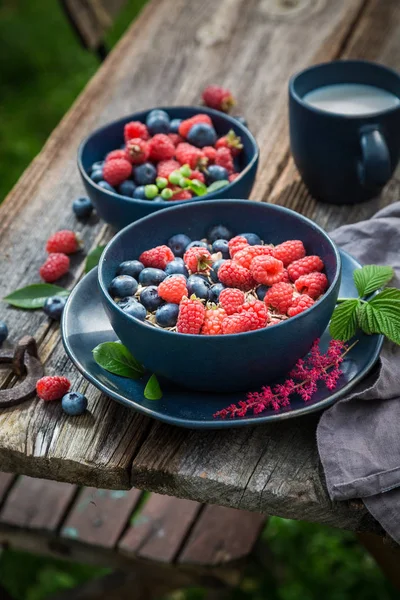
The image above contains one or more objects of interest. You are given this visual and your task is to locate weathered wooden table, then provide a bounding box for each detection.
[1,0,399,538]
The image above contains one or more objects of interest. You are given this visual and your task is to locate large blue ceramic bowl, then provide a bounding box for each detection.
[98,200,341,393]
[78,107,259,230]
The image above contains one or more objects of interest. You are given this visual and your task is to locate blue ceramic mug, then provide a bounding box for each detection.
[289,60,400,204]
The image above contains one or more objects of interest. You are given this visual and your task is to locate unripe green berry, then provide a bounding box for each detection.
[179,177,188,188]
[156,177,168,189]
[179,164,192,177]
[161,188,173,200]
[145,184,159,199]
[168,171,181,185]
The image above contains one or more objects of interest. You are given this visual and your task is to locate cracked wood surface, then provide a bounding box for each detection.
[0,0,399,533]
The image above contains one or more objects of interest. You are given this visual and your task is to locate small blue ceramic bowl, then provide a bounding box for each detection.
[78,107,259,230]
[98,200,341,393]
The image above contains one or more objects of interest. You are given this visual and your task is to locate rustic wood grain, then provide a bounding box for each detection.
[62,0,128,50]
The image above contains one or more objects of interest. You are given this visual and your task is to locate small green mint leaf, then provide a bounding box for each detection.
[93,342,145,379]
[206,180,230,193]
[357,288,400,344]
[85,245,106,273]
[144,374,162,400]
[185,179,207,196]
[353,265,394,297]
[329,299,359,341]
[3,284,70,309]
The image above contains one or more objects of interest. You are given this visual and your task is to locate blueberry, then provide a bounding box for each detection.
[98,181,115,193]
[133,186,147,199]
[72,196,93,219]
[212,239,230,258]
[209,283,226,303]
[90,161,104,172]
[240,232,262,246]
[169,118,182,133]
[207,225,233,243]
[116,260,144,279]
[156,303,179,328]
[119,180,136,197]
[133,162,157,186]
[210,259,226,283]
[187,123,217,148]
[91,169,103,183]
[165,258,188,277]
[139,268,166,286]
[0,321,8,345]
[256,285,269,301]
[186,240,210,251]
[62,392,88,416]
[109,275,138,298]
[146,110,170,135]
[206,165,229,184]
[187,275,210,300]
[167,233,191,257]
[233,115,248,127]
[43,296,67,320]
[140,286,164,311]
[118,297,147,320]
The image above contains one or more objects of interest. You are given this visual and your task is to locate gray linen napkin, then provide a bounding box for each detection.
[317,202,400,543]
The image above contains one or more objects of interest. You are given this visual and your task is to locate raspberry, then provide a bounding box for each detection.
[203,146,217,163]
[178,114,213,138]
[36,376,71,401]
[168,133,184,146]
[218,260,254,291]
[219,288,245,315]
[106,149,127,162]
[158,275,188,304]
[238,300,269,330]
[229,173,240,182]
[233,245,272,270]
[189,170,205,183]
[201,307,226,335]
[264,282,294,314]
[228,236,249,257]
[287,256,324,281]
[157,159,181,178]
[124,121,149,142]
[184,246,212,273]
[287,295,315,317]
[103,158,132,187]
[215,130,243,157]
[273,240,306,267]
[215,147,234,173]
[46,230,81,254]
[222,312,253,334]
[125,138,149,164]
[139,245,174,270]
[295,272,328,299]
[148,134,175,162]
[171,189,193,200]
[202,85,235,112]
[175,143,207,169]
[278,269,290,283]
[177,297,205,334]
[250,256,284,286]
[39,253,70,282]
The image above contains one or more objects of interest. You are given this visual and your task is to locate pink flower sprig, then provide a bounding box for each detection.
[213,339,356,419]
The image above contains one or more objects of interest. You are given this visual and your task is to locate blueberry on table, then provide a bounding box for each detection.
[146,109,170,135]
[0,321,8,345]
[62,392,88,416]
[167,233,191,257]
[256,285,269,301]
[117,298,147,320]
[186,240,209,251]
[240,232,262,246]
[43,296,67,320]
[169,118,182,133]
[187,275,210,300]
[206,165,229,184]
[116,260,144,279]
[210,259,226,283]
[118,180,136,197]
[209,283,225,303]
[156,303,179,327]
[109,275,138,298]
[133,186,147,199]
[207,225,233,243]
[140,286,164,311]
[139,268,167,286]
[165,258,189,277]
[187,123,217,148]
[72,196,93,219]
[98,181,115,193]
[133,162,157,186]
[212,239,230,258]
[91,170,103,183]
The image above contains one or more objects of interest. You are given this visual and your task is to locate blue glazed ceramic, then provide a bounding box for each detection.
[61,252,383,429]
[289,60,400,204]
[97,200,341,393]
[78,106,259,230]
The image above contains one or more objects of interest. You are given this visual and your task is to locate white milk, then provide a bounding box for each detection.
[304,83,400,116]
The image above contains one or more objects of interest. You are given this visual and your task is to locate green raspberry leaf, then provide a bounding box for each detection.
[329,299,360,341]
[206,180,230,193]
[144,373,163,400]
[185,179,207,196]
[92,342,145,379]
[353,265,394,297]
[357,288,400,344]
[3,284,70,309]
[85,245,106,273]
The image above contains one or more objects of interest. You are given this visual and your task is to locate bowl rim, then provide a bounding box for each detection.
[98,199,342,340]
[77,105,260,207]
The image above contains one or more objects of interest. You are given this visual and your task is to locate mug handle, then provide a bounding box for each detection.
[358,125,391,188]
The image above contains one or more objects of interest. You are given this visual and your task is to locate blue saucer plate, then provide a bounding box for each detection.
[61,250,383,429]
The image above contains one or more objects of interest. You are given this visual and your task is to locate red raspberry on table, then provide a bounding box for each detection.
[201,307,226,335]
[203,146,217,163]
[234,245,272,270]
[39,253,70,282]
[228,236,249,258]
[264,282,294,314]
[103,158,132,187]
[295,272,328,299]
[287,294,315,316]
[215,147,234,173]
[124,121,149,142]
[168,133,184,146]
[184,246,212,273]
[218,260,254,291]
[229,173,240,182]
[148,134,175,161]
[178,114,213,138]
[175,143,207,169]
[250,256,284,286]
[171,189,193,200]
[215,130,243,157]
[139,245,174,270]
[238,300,269,330]
[202,85,235,112]
[106,149,127,162]
[46,230,81,254]
[273,240,306,267]
[222,312,253,334]
[189,170,205,183]
[125,138,149,164]
[177,297,206,334]
[36,376,70,401]
[158,275,188,304]
[287,255,324,281]
[157,159,181,178]
[219,288,245,315]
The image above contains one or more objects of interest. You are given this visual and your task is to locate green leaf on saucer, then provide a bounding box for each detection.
[353,265,394,297]
[85,245,106,273]
[206,180,230,193]
[92,342,145,379]
[329,299,359,341]
[144,373,162,400]
[3,284,70,309]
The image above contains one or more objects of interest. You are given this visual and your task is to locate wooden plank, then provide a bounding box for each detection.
[62,0,128,50]
[61,487,141,548]
[119,493,201,562]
